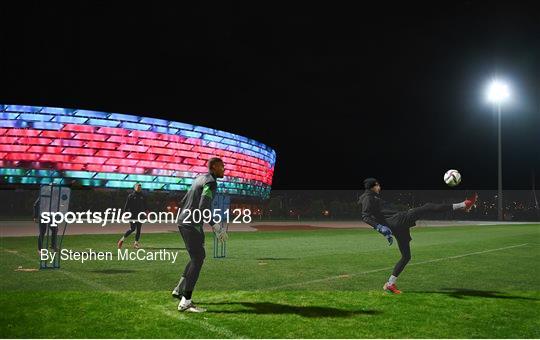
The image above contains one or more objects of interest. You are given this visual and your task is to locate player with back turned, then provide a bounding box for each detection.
[171,157,228,313]
[358,177,477,294]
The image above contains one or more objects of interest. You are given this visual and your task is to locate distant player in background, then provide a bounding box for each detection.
[358,178,477,294]
[117,183,147,249]
[172,157,228,313]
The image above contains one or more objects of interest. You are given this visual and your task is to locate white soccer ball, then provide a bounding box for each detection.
[444,169,461,187]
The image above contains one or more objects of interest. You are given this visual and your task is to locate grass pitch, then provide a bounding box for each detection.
[1,224,539,338]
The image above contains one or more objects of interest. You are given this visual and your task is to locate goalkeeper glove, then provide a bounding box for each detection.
[375,224,393,246]
[212,223,228,242]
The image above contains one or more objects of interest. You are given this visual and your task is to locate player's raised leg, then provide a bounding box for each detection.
[383,193,478,292]
[463,192,478,212]
[408,192,478,220]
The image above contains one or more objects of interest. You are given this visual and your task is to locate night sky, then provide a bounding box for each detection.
[1,2,539,190]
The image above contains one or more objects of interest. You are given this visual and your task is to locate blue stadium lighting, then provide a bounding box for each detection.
[119,122,152,131]
[32,122,63,130]
[109,113,141,122]
[74,110,110,119]
[140,117,169,126]
[178,130,202,139]
[87,119,121,128]
[53,115,89,124]
[19,113,53,122]
[151,126,179,135]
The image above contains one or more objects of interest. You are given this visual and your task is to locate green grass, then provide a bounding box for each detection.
[1,224,539,338]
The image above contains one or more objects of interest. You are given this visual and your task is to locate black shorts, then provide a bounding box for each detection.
[178,224,205,254]
[386,211,417,242]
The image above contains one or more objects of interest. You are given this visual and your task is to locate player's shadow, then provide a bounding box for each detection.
[90,269,136,274]
[416,288,539,301]
[205,301,381,318]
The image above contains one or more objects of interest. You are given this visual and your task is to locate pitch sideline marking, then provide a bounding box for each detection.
[268,243,529,290]
[194,242,532,303]
[1,248,244,339]
[1,242,531,329]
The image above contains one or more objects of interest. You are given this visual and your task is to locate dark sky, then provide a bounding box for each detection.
[1,2,539,190]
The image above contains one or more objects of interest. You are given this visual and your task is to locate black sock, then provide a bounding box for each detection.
[183,290,193,300]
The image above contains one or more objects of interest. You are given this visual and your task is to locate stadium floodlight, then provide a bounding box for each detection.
[485,78,511,221]
[486,80,510,104]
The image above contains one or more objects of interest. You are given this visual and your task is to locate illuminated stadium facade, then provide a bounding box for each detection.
[0,105,275,198]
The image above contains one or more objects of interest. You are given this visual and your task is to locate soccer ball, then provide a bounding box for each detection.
[444,169,461,187]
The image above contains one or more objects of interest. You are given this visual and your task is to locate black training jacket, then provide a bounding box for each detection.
[178,172,218,229]
[358,190,396,228]
[123,191,147,216]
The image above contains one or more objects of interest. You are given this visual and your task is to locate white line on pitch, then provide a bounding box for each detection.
[2,248,244,339]
[267,243,529,290]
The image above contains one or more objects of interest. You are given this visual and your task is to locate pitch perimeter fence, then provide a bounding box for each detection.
[0,189,538,222]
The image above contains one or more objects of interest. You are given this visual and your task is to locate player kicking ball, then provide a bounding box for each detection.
[358,178,477,294]
[171,158,228,313]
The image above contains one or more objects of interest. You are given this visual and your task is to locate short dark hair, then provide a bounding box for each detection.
[363,178,379,189]
[207,157,223,169]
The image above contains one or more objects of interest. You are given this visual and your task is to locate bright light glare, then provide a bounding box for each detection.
[486,80,510,104]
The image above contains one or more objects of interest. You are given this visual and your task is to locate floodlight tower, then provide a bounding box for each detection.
[486,79,510,221]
